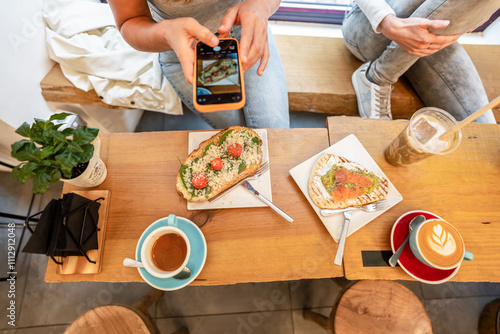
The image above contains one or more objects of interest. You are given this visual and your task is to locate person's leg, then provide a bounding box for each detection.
[241,28,290,129]
[405,43,496,123]
[343,0,498,122]
[369,0,500,85]
[341,0,424,62]
[342,0,425,119]
[159,50,246,130]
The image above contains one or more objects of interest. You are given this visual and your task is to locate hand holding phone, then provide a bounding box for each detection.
[193,38,246,112]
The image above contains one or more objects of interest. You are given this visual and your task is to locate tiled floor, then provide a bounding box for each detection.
[1,109,499,333]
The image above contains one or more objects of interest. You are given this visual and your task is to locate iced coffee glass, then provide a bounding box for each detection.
[385,107,462,166]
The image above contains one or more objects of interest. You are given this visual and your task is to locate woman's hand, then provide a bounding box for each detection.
[217,0,274,75]
[163,18,219,84]
[378,14,461,57]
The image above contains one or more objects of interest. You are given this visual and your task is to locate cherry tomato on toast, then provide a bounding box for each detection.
[192,173,207,189]
[228,143,243,157]
[211,158,223,170]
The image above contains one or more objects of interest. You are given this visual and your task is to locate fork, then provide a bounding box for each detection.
[208,161,270,203]
[320,199,390,216]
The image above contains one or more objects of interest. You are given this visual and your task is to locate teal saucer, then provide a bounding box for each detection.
[135,214,207,291]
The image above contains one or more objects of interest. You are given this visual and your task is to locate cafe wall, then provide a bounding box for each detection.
[0,1,54,170]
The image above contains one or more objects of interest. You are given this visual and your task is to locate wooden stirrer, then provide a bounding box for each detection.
[439,95,500,140]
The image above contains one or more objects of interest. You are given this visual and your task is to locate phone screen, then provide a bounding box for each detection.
[195,39,243,106]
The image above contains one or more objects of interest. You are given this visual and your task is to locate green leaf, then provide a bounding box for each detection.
[11,162,38,184]
[53,142,66,155]
[205,186,212,199]
[61,128,75,137]
[219,129,233,145]
[11,141,40,162]
[30,122,45,144]
[55,151,80,178]
[73,126,99,145]
[47,129,66,143]
[252,137,260,153]
[203,143,213,157]
[67,141,84,153]
[179,166,189,190]
[34,118,48,131]
[15,122,32,138]
[49,112,73,122]
[50,169,62,183]
[40,146,55,159]
[32,168,52,194]
[238,160,246,174]
[11,139,31,155]
[78,144,94,163]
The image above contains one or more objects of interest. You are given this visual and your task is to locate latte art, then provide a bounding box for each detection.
[417,219,464,269]
[427,223,457,256]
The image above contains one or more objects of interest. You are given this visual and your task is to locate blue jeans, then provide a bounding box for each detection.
[342,0,499,123]
[159,27,290,129]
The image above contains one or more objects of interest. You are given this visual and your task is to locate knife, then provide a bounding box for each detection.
[242,181,293,223]
[334,210,352,266]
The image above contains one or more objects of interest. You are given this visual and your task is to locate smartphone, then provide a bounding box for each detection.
[193,38,245,112]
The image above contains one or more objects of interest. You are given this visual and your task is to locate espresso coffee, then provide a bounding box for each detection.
[151,233,188,272]
[417,219,464,269]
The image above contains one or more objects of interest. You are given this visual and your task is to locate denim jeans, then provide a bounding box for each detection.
[159,26,290,129]
[342,0,499,123]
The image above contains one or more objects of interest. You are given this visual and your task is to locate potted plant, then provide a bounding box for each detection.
[10,112,107,194]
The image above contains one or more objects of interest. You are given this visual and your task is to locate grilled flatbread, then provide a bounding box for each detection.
[308,154,388,209]
[176,126,262,202]
[198,59,237,85]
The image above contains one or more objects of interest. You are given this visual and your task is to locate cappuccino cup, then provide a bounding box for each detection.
[409,218,473,270]
[140,219,191,279]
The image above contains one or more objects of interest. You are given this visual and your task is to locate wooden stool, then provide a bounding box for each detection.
[64,288,188,334]
[303,280,432,334]
[479,298,500,334]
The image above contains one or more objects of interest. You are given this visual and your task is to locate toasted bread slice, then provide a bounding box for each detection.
[308,153,389,209]
[198,59,237,85]
[176,126,262,202]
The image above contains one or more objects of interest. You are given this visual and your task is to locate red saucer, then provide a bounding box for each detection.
[390,210,460,284]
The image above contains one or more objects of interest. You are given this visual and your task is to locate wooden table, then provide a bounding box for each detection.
[45,129,345,284]
[327,116,500,282]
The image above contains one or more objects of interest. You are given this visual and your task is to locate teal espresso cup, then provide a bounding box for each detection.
[409,218,473,270]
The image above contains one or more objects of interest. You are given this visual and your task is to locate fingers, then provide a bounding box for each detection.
[245,25,268,73]
[184,18,219,47]
[429,33,461,49]
[256,45,269,76]
[419,18,450,30]
[177,49,194,84]
[218,6,239,38]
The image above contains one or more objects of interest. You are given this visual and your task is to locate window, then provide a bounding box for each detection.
[271,0,352,25]
[271,1,499,32]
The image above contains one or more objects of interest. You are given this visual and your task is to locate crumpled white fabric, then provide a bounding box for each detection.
[43,0,182,115]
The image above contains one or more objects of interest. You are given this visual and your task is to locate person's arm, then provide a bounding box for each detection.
[355,0,460,57]
[355,0,395,33]
[107,0,219,83]
[217,0,281,75]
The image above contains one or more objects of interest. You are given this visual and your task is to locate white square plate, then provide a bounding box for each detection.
[289,134,403,242]
[187,129,271,210]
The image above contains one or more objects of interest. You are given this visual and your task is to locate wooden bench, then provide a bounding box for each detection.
[40,36,500,120]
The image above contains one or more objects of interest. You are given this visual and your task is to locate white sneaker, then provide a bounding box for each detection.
[352,62,393,120]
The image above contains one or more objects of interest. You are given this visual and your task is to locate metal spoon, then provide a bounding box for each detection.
[123,258,192,280]
[388,215,426,267]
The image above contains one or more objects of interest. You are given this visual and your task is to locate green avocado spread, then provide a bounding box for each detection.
[320,164,380,194]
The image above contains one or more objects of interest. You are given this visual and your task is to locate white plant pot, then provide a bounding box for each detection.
[61,137,107,187]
